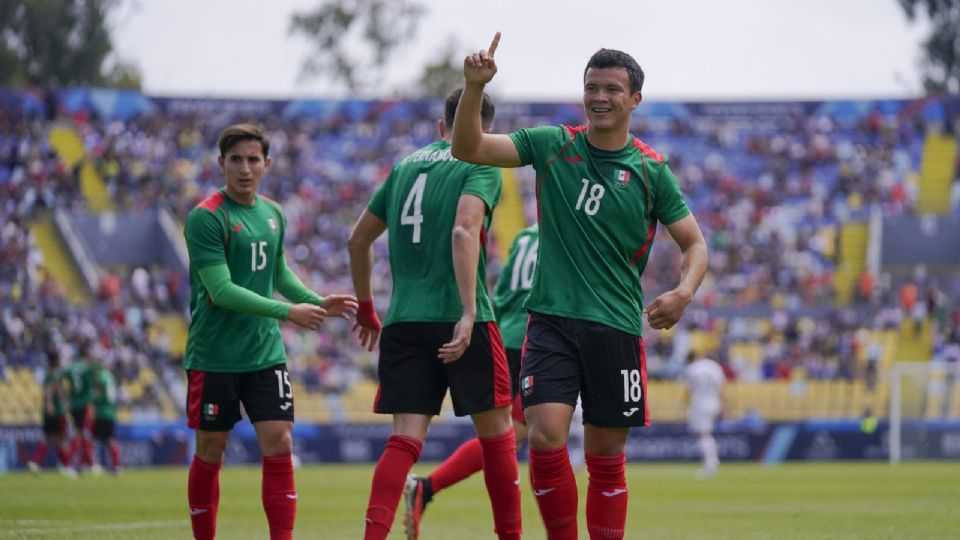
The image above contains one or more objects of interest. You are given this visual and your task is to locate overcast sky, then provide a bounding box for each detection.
[112,0,930,101]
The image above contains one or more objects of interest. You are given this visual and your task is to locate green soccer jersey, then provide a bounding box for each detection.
[493,224,539,350]
[368,140,501,325]
[509,125,690,336]
[184,190,288,372]
[91,365,117,420]
[64,360,93,410]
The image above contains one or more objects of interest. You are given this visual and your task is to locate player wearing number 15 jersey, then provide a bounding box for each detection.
[183,124,357,540]
[453,34,708,539]
[349,88,521,540]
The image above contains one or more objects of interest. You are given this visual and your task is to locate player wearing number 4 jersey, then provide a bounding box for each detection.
[183,124,357,540]
[349,88,521,540]
[453,33,709,539]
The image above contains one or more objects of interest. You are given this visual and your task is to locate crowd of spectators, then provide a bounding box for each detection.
[0,114,179,416]
[2,92,959,422]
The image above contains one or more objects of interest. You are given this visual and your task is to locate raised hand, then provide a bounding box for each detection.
[463,31,501,85]
[287,303,327,331]
[321,294,359,319]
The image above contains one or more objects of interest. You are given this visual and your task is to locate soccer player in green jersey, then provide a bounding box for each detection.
[453,33,709,539]
[63,343,95,472]
[27,349,76,477]
[183,124,358,540]
[89,361,121,475]
[403,224,539,539]
[349,88,521,540]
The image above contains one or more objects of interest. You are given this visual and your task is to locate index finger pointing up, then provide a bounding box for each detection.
[488,32,501,57]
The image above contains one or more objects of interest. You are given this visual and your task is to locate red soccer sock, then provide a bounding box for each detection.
[262,454,297,540]
[430,437,484,493]
[108,440,122,469]
[57,445,70,466]
[529,445,579,540]
[81,437,94,467]
[585,453,628,540]
[30,441,48,464]
[188,454,222,540]
[363,434,423,540]
[479,429,522,540]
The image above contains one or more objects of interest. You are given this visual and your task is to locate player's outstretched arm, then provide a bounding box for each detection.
[199,264,293,320]
[275,255,358,320]
[347,209,387,351]
[451,32,522,168]
[321,294,359,319]
[287,303,329,331]
[644,214,708,330]
[275,253,323,304]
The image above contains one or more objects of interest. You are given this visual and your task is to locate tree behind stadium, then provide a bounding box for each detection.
[290,0,463,97]
[0,0,140,88]
[290,0,423,94]
[899,0,960,94]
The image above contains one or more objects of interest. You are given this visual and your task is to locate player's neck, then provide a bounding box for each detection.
[224,187,257,207]
[585,126,630,151]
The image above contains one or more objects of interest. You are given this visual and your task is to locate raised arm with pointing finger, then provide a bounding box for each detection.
[453,33,708,539]
[451,32,522,168]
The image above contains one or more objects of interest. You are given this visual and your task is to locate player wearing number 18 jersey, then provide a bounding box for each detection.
[183,124,357,540]
[349,88,521,540]
[453,34,708,539]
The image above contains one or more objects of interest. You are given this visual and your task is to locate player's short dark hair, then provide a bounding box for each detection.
[217,123,270,157]
[444,88,495,130]
[584,48,645,94]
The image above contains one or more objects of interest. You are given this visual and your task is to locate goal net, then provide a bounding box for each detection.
[889,361,960,464]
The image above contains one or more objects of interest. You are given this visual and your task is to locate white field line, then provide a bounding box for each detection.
[0,519,186,536]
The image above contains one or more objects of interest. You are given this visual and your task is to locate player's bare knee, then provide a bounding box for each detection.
[196,433,228,463]
[471,406,513,438]
[261,431,293,456]
[527,426,569,450]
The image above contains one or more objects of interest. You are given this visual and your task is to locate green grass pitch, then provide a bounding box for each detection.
[1,462,957,539]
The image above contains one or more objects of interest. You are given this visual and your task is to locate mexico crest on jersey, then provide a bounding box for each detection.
[613,169,631,189]
[267,218,277,231]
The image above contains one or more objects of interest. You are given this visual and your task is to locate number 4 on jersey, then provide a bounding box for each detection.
[401,173,427,243]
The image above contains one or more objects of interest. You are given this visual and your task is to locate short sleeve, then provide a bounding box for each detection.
[185,208,226,270]
[461,165,502,212]
[367,170,393,220]
[651,161,691,226]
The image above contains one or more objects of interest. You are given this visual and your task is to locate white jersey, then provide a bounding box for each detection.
[684,358,725,417]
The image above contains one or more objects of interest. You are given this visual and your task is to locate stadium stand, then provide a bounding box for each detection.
[1,89,958,428]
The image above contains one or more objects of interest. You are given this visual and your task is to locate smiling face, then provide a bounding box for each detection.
[218,139,270,206]
[583,66,642,138]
